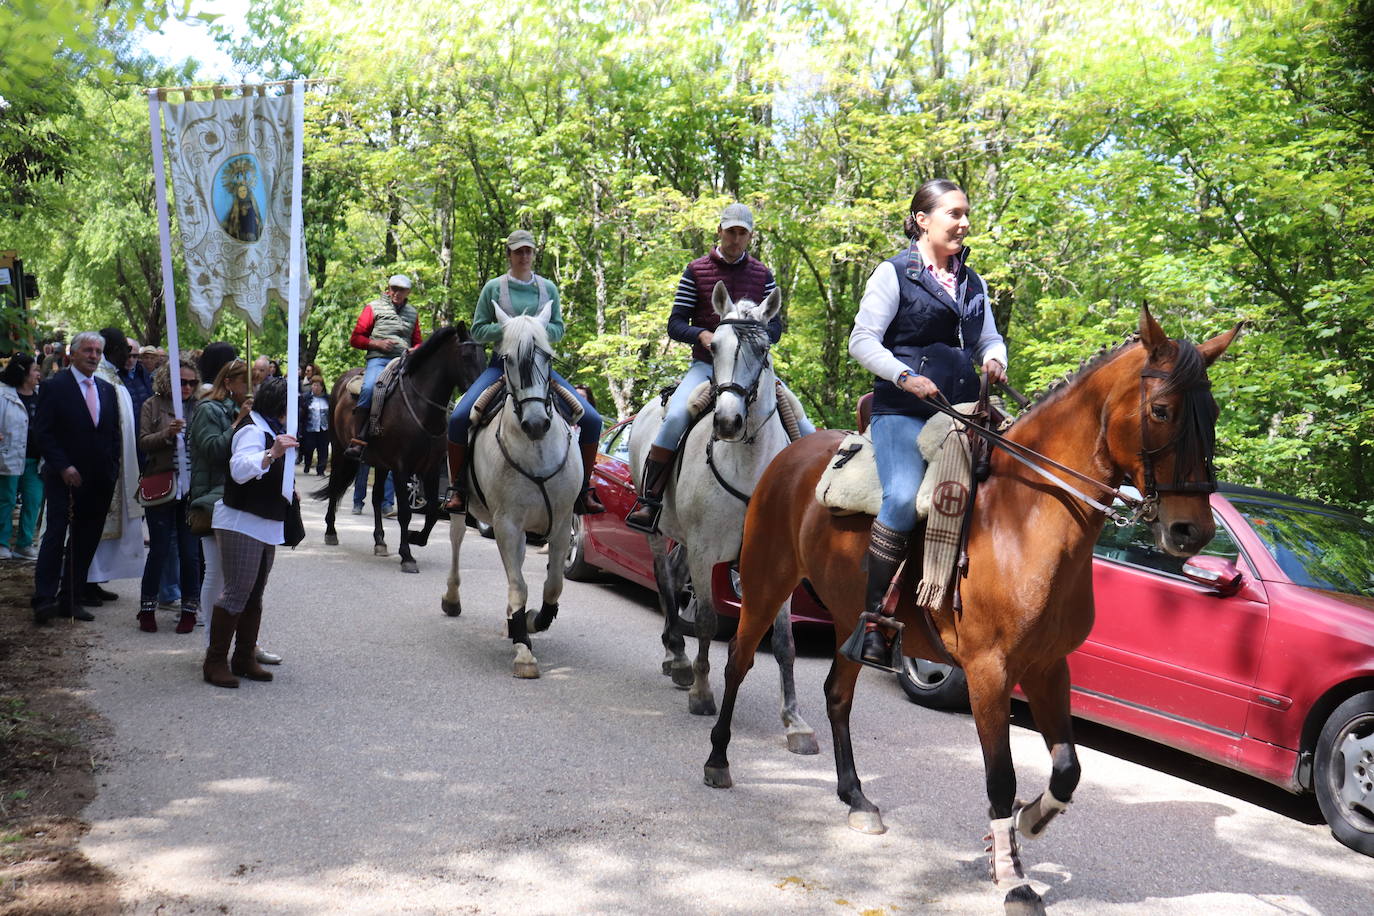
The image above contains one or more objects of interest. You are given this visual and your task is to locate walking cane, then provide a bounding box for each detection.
[61,484,76,621]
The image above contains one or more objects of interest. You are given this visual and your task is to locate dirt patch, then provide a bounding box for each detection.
[0,561,118,916]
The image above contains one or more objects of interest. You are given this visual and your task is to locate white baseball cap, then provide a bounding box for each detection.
[388,274,412,289]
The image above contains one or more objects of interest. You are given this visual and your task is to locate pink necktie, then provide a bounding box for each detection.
[83,378,99,425]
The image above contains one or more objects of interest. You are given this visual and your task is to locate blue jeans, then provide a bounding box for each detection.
[356,356,391,409]
[142,499,201,606]
[159,542,180,603]
[651,360,816,450]
[354,463,394,510]
[447,359,603,445]
[0,457,43,549]
[870,412,928,533]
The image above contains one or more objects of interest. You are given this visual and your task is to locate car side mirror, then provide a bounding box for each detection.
[1182,555,1244,597]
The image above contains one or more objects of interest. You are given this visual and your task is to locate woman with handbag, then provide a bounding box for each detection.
[137,360,203,633]
[204,376,297,688]
[0,354,43,560]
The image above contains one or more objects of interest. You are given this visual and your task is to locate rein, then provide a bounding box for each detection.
[705,317,779,506]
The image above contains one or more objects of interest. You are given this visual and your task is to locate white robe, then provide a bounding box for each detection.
[88,360,145,584]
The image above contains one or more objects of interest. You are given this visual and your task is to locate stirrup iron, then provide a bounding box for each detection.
[839,611,904,674]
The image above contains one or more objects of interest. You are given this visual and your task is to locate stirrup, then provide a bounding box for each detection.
[344,438,367,459]
[839,611,905,674]
[624,500,661,534]
[444,486,466,514]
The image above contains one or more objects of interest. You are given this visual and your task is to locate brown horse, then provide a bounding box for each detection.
[704,306,1239,913]
[314,325,486,572]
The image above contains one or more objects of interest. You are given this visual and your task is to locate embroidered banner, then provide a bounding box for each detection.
[162,92,311,331]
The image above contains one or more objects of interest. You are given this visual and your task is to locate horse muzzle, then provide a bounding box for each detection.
[522,416,552,440]
[713,409,747,442]
[1153,514,1216,557]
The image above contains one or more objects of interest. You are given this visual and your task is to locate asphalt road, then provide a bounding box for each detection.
[75,497,1374,914]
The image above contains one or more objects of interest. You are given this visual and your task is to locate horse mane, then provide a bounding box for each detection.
[497,314,553,363]
[719,297,773,352]
[403,325,459,377]
[1015,335,1142,422]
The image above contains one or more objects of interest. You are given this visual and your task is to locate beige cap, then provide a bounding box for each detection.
[719,202,754,231]
[505,229,536,251]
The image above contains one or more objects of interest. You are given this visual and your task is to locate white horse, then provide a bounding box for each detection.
[442,305,582,679]
[628,283,818,755]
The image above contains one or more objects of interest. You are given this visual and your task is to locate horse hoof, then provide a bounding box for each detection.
[324,533,338,546]
[1003,883,1045,915]
[400,559,419,574]
[847,810,886,835]
[688,694,717,716]
[512,644,540,679]
[408,530,428,547]
[703,765,733,789]
[786,731,820,756]
[441,599,462,617]
[661,660,673,675]
[670,663,694,690]
[373,545,388,557]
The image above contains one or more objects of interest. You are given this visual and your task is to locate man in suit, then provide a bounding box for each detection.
[31,331,122,624]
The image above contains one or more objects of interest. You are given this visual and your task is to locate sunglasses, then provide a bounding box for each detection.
[180,378,197,387]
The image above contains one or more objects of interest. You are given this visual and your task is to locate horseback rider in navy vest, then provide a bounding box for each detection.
[626,202,816,533]
[845,179,1008,670]
[343,274,422,460]
[443,229,605,516]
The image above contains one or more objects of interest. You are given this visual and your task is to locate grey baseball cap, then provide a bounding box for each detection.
[387,274,412,289]
[719,202,754,231]
[505,229,536,250]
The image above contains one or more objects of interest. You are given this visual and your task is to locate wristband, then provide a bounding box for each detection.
[896,370,913,386]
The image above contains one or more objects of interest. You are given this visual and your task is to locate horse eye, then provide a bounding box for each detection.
[1151,404,1169,421]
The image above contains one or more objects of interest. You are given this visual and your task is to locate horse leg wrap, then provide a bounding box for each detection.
[506,609,531,647]
[1013,791,1070,840]
[530,602,558,633]
[985,815,1029,889]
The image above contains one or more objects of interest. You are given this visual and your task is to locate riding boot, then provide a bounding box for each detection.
[625,445,675,533]
[444,440,468,513]
[202,606,240,688]
[230,600,273,681]
[574,440,605,516]
[841,520,909,670]
[342,404,371,460]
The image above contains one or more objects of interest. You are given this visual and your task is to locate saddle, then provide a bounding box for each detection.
[366,356,406,436]
[656,379,807,442]
[467,379,586,432]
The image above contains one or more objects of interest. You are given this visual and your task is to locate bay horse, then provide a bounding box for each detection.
[627,284,817,756]
[314,324,486,573]
[442,305,582,680]
[705,305,1239,914]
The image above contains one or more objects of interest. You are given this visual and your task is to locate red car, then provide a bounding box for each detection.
[900,484,1374,859]
[565,417,831,627]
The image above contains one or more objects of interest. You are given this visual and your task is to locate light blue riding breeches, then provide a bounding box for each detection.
[651,359,816,450]
[870,412,928,534]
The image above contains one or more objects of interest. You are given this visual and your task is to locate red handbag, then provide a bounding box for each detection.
[137,470,176,507]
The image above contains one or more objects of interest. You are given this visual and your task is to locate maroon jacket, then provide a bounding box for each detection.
[667,249,781,364]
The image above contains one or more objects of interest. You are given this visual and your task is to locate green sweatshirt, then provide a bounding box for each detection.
[470,274,565,345]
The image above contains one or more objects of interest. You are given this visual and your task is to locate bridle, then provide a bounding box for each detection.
[1135,366,1218,510]
[705,317,779,504]
[503,345,554,425]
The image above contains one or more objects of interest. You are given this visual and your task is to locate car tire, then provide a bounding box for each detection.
[896,657,969,711]
[1314,691,1374,857]
[564,516,598,581]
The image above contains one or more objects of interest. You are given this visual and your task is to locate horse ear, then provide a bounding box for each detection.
[1138,302,1171,361]
[711,281,732,318]
[494,303,512,327]
[454,320,470,340]
[1198,321,1243,367]
[535,300,553,325]
[760,287,782,323]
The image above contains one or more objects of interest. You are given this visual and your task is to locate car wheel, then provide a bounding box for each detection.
[1314,691,1374,857]
[564,516,598,581]
[896,657,969,711]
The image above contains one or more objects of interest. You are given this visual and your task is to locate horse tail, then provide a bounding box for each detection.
[313,451,359,504]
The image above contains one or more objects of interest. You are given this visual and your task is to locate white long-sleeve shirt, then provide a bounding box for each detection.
[211,411,284,545]
[848,260,1008,384]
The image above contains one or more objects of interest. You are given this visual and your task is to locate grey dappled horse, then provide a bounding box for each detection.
[628,283,817,755]
[443,305,582,679]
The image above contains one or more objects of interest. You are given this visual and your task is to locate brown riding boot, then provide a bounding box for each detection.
[444,440,468,513]
[625,444,675,533]
[230,600,273,681]
[203,606,240,688]
[342,404,371,460]
[574,440,606,515]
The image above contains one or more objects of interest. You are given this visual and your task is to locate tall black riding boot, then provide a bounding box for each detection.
[574,440,605,515]
[342,404,371,460]
[444,440,469,513]
[842,520,909,669]
[625,445,675,533]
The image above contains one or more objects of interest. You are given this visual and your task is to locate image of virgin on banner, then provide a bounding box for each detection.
[163,91,312,331]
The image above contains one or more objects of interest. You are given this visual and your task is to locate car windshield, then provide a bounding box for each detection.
[1232,500,1374,597]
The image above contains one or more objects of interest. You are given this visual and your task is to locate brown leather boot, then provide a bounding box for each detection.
[342,404,371,460]
[230,600,273,681]
[625,444,675,533]
[444,440,468,513]
[574,440,605,515]
[203,606,240,688]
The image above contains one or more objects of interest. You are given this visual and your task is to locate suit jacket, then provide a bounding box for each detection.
[32,368,121,486]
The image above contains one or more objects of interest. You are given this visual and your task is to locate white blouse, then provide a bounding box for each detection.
[211,411,285,546]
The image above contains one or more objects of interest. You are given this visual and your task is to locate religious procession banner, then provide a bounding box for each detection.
[161,90,312,332]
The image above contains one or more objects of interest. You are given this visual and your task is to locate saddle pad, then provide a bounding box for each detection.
[368,356,404,434]
[814,433,881,517]
[684,381,713,421]
[346,375,364,397]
